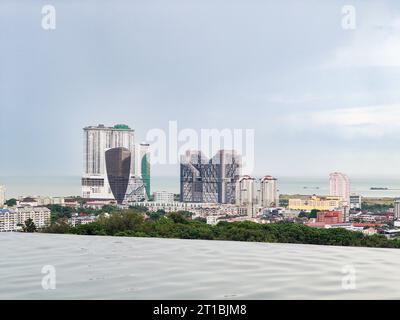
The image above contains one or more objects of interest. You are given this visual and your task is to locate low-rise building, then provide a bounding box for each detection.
[18,196,65,207]
[153,191,174,203]
[381,229,400,238]
[316,211,343,224]
[288,195,344,211]
[19,197,39,207]
[206,216,219,225]
[69,214,97,227]
[363,227,378,236]
[306,222,364,232]
[83,198,117,209]
[16,207,51,229]
[134,201,248,219]
[64,198,80,207]
[326,223,364,232]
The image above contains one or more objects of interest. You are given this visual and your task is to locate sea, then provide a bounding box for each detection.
[1,176,400,198]
[1,233,400,299]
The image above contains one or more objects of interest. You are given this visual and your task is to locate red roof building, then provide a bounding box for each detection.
[316,211,343,224]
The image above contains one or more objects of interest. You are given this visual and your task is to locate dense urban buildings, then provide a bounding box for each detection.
[2,122,394,238]
[0,207,51,232]
[180,150,241,204]
[134,201,247,216]
[329,172,350,205]
[82,124,149,204]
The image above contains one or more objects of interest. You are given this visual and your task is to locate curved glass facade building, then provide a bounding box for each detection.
[105,147,131,204]
[140,144,151,199]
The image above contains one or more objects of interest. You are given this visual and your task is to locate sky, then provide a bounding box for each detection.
[1,0,400,178]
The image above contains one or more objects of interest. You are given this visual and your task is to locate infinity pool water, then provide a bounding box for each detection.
[0,233,399,299]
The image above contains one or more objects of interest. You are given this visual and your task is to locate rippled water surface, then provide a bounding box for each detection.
[1,233,400,299]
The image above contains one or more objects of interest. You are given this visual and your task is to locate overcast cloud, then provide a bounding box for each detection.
[1,0,400,178]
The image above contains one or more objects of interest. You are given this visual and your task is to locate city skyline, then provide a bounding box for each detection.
[3,0,400,304]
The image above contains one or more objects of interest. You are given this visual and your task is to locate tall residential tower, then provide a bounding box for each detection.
[82,124,149,203]
[329,172,350,205]
[0,186,5,208]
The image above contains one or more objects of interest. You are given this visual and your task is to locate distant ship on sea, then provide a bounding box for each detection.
[370,187,389,190]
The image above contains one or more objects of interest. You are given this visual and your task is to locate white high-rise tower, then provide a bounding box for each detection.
[236,175,257,217]
[329,172,350,205]
[259,176,279,208]
[0,186,5,208]
[82,124,135,199]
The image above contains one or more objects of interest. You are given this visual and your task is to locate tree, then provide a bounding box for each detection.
[39,207,400,249]
[308,209,320,219]
[43,219,71,234]
[5,198,17,206]
[279,199,289,207]
[148,211,164,221]
[298,211,308,218]
[77,198,87,206]
[46,204,74,219]
[167,212,188,224]
[129,205,148,213]
[101,204,120,213]
[23,218,37,233]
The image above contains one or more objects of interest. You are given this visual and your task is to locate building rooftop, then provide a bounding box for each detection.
[84,124,133,131]
[113,124,131,130]
[21,197,36,202]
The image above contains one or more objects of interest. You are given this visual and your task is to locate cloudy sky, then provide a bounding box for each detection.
[1,0,400,178]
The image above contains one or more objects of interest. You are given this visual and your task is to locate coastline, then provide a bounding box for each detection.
[2,175,400,198]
